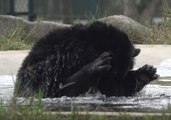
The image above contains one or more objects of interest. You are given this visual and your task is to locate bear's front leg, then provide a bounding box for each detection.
[60,52,112,96]
[124,64,159,96]
[135,64,159,92]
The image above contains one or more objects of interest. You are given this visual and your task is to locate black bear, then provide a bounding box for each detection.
[14,21,158,98]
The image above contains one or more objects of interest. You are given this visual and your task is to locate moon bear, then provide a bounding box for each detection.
[14,21,158,98]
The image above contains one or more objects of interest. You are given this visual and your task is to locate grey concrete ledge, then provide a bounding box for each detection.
[0,45,171,75]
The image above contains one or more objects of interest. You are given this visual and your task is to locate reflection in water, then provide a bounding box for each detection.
[0,75,171,112]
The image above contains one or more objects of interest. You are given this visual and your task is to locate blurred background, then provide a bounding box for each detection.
[0,0,170,24]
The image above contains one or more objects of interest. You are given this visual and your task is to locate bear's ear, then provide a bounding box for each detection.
[133,48,141,57]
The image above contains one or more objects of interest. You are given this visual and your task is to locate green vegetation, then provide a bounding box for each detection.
[1,19,171,51]
[0,97,171,120]
[1,103,171,120]
[0,0,171,51]
[145,0,171,44]
[1,6,171,51]
[1,20,171,51]
[145,23,171,44]
[0,24,33,51]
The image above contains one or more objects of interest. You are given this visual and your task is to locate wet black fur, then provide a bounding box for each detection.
[15,21,155,98]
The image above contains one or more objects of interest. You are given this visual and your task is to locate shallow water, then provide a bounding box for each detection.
[0,59,171,112]
[1,76,171,112]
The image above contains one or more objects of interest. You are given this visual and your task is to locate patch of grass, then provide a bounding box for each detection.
[1,98,171,120]
[0,24,33,51]
[145,0,171,44]
[145,23,171,44]
[0,102,107,120]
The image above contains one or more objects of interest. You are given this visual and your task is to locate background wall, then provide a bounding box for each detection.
[0,0,170,24]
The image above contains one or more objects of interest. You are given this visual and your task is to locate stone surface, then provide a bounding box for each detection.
[99,15,150,43]
[0,15,149,43]
[0,15,70,40]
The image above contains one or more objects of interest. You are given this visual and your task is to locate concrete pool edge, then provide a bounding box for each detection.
[1,45,171,75]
